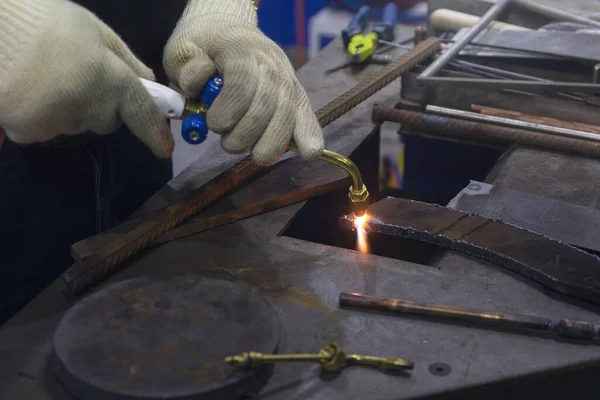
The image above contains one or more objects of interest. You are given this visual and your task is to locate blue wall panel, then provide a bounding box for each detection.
[257,1,425,47]
[257,1,327,46]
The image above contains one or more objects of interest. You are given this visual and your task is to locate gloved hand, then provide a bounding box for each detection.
[164,0,324,165]
[0,0,174,158]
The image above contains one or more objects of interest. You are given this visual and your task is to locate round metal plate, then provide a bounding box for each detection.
[53,275,280,400]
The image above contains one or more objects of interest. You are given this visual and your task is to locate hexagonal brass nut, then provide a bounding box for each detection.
[348,185,370,216]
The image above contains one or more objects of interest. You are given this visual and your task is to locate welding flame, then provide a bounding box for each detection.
[354,214,370,253]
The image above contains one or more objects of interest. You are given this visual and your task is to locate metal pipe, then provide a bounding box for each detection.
[519,0,600,30]
[339,292,600,340]
[419,77,600,94]
[287,143,370,216]
[449,59,550,82]
[371,105,600,159]
[418,0,510,79]
[440,38,573,61]
[426,105,600,142]
[378,39,412,50]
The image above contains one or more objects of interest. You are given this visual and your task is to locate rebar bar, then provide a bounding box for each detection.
[372,105,600,158]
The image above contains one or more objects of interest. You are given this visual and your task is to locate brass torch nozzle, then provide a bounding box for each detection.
[288,143,370,216]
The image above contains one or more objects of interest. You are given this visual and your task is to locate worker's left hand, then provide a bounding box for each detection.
[164,0,324,165]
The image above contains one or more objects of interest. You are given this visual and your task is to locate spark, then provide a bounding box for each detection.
[354,214,370,253]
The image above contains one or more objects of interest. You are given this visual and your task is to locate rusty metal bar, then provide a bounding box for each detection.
[339,292,600,340]
[149,172,350,246]
[372,105,600,158]
[71,155,350,261]
[63,38,441,295]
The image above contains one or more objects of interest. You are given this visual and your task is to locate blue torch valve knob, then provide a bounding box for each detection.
[181,75,223,145]
[181,114,208,145]
[201,76,224,107]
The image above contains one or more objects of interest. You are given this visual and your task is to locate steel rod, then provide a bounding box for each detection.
[339,292,600,340]
[445,60,587,102]
[419,77,600,93]
[426,105,600,142]
[418,0,509,79]
[371,105,600,159]
[449,59,549,82]
[381,40,567,86]
[519,0,600,30]
[442,37,582,62]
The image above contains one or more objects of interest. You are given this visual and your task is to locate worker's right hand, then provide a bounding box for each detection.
[163,0,324,166]
[0,0,174,158]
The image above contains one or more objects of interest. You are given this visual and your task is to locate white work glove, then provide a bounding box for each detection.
[0,0,174,158]
[164,0,324,165]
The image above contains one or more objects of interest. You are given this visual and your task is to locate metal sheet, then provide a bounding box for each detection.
[52,276,280,400]
[449,181,600,253]
[340,197,600,306]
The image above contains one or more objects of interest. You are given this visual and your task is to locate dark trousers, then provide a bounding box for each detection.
[0,128,172,324]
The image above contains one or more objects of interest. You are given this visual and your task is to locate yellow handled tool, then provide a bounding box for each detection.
[343,3,398,63]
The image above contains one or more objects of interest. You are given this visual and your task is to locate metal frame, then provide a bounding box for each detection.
[417,0,600,94]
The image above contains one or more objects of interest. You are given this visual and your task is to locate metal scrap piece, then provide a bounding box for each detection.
[449,181,600,254]
[340,197,600,306]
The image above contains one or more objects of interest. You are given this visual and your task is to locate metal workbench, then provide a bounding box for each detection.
[4,17,600,400]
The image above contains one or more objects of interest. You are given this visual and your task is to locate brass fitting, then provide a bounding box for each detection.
[287,143,370,216]
[348,183,370,217]
[183,99,208,117]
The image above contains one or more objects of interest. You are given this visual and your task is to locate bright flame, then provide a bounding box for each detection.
[354,214,370,253]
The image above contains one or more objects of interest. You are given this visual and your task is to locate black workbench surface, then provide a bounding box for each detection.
[4,34,600,399]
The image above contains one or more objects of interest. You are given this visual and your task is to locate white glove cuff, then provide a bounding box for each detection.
[0,0,53,82]
[180,0,258,28]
